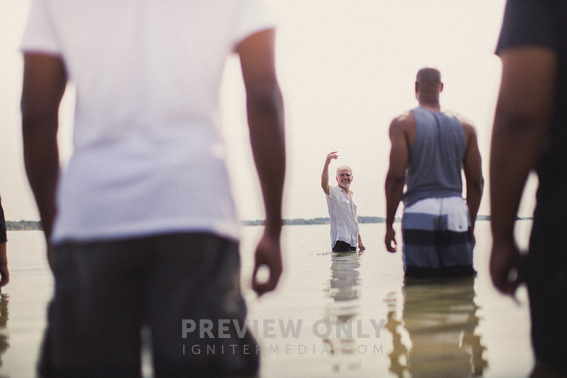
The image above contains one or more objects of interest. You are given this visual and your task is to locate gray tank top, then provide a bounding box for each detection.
[404,106,467,206]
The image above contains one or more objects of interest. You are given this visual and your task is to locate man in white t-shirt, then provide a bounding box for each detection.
[20,1,285,376]
[321,152,364,252]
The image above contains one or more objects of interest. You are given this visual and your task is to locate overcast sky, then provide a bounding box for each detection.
[0,0,539,223]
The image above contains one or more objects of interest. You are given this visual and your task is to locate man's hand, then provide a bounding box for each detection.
[490,240,525,296]
[0,243,8,286]
[325,151,338,165]
[358,234,365,252]
[252,232,283,296]
[385,227,397,252]
[0,265,8,287]
[0,266,8,287]
[322,152,338,195]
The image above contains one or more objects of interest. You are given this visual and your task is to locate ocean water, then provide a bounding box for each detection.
[0,221,534,377]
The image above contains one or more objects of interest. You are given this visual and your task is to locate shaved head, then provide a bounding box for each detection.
[415,67,443,107]
[416,68,441,84]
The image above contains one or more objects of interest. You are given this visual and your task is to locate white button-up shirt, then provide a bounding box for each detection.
[326,186,359,248]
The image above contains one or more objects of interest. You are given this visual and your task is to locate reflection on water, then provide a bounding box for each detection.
[386,277,487,377]
[322,251,362,373]
[0,294,9,368]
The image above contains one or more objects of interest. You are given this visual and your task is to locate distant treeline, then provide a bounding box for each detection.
[6,220,42,231]
[242,215,530,226]
[5,215,530,230]
[246,216,405,226]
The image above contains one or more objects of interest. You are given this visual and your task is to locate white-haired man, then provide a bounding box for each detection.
[322,151,364,252]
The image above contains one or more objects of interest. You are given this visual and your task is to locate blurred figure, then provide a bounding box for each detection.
[490,0,567,375]
[0,195,8,287]
[385,68,484,278]
[20,1,285,377]
[321,152,365,252]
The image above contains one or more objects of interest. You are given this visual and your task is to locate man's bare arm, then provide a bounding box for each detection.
[321,151,337,195]
[490,47,557,295]
[384,114,411,252]
[461,122,484,231]
[357,233,365,251]
[21,53,67,251]
[237,29,285,296]
[0,242,8,287]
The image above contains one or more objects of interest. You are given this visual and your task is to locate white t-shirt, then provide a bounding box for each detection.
[20,0,275,244]
[326,186,359,248]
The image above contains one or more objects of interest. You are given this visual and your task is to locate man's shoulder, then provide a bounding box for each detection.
[442,110,472,125]
[327,185,340,194]
[390,110,416,137]
[442,110,477,140]
[392,109,415,124]
[327,185,348,198]
[326,185,337,197]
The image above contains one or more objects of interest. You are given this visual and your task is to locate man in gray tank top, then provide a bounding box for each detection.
[384,68,484,277]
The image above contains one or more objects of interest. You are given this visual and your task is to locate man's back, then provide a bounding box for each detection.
[404,106,467,206]
[21,0,274,244]
[385,68,483,277]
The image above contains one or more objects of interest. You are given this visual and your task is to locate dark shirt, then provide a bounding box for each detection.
[496,0,567,216]
[497,1,567,370]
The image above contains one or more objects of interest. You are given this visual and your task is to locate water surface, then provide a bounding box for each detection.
[0,222,533,377]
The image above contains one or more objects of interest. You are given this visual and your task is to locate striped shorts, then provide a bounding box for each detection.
[402,197,476,278]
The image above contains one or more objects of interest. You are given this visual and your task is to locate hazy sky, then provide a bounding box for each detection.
[0,0,538,223]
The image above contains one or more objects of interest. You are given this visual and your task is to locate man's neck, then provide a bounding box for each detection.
[418,101,441,112]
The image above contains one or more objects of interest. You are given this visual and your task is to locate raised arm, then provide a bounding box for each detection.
[321,151,338,195]
[21,53,67,264]
[384,114,411,252]
[237,29,286,296]
[461,121,484,231]
[490,47,557,295]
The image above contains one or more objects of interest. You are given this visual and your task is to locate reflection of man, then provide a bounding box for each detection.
[322,152,364,252]
[0,293,8,367]
[385,68,484,277]
[20,1,285,376]
[324,252,361,371]
[386,277,486,377]
[490,1,567,376]
[0,195,8,287]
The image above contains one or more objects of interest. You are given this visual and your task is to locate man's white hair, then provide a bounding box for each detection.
[336,165,352,177]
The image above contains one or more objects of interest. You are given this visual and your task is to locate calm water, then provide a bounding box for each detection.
[0,222,534,377]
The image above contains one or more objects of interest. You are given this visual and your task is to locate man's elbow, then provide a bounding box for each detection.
[494,105,546,136]
[385,172,405,188]
[468,176,485,195]
[247,81,283,110]
[21,109,57,134]
[21,93,61,128]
